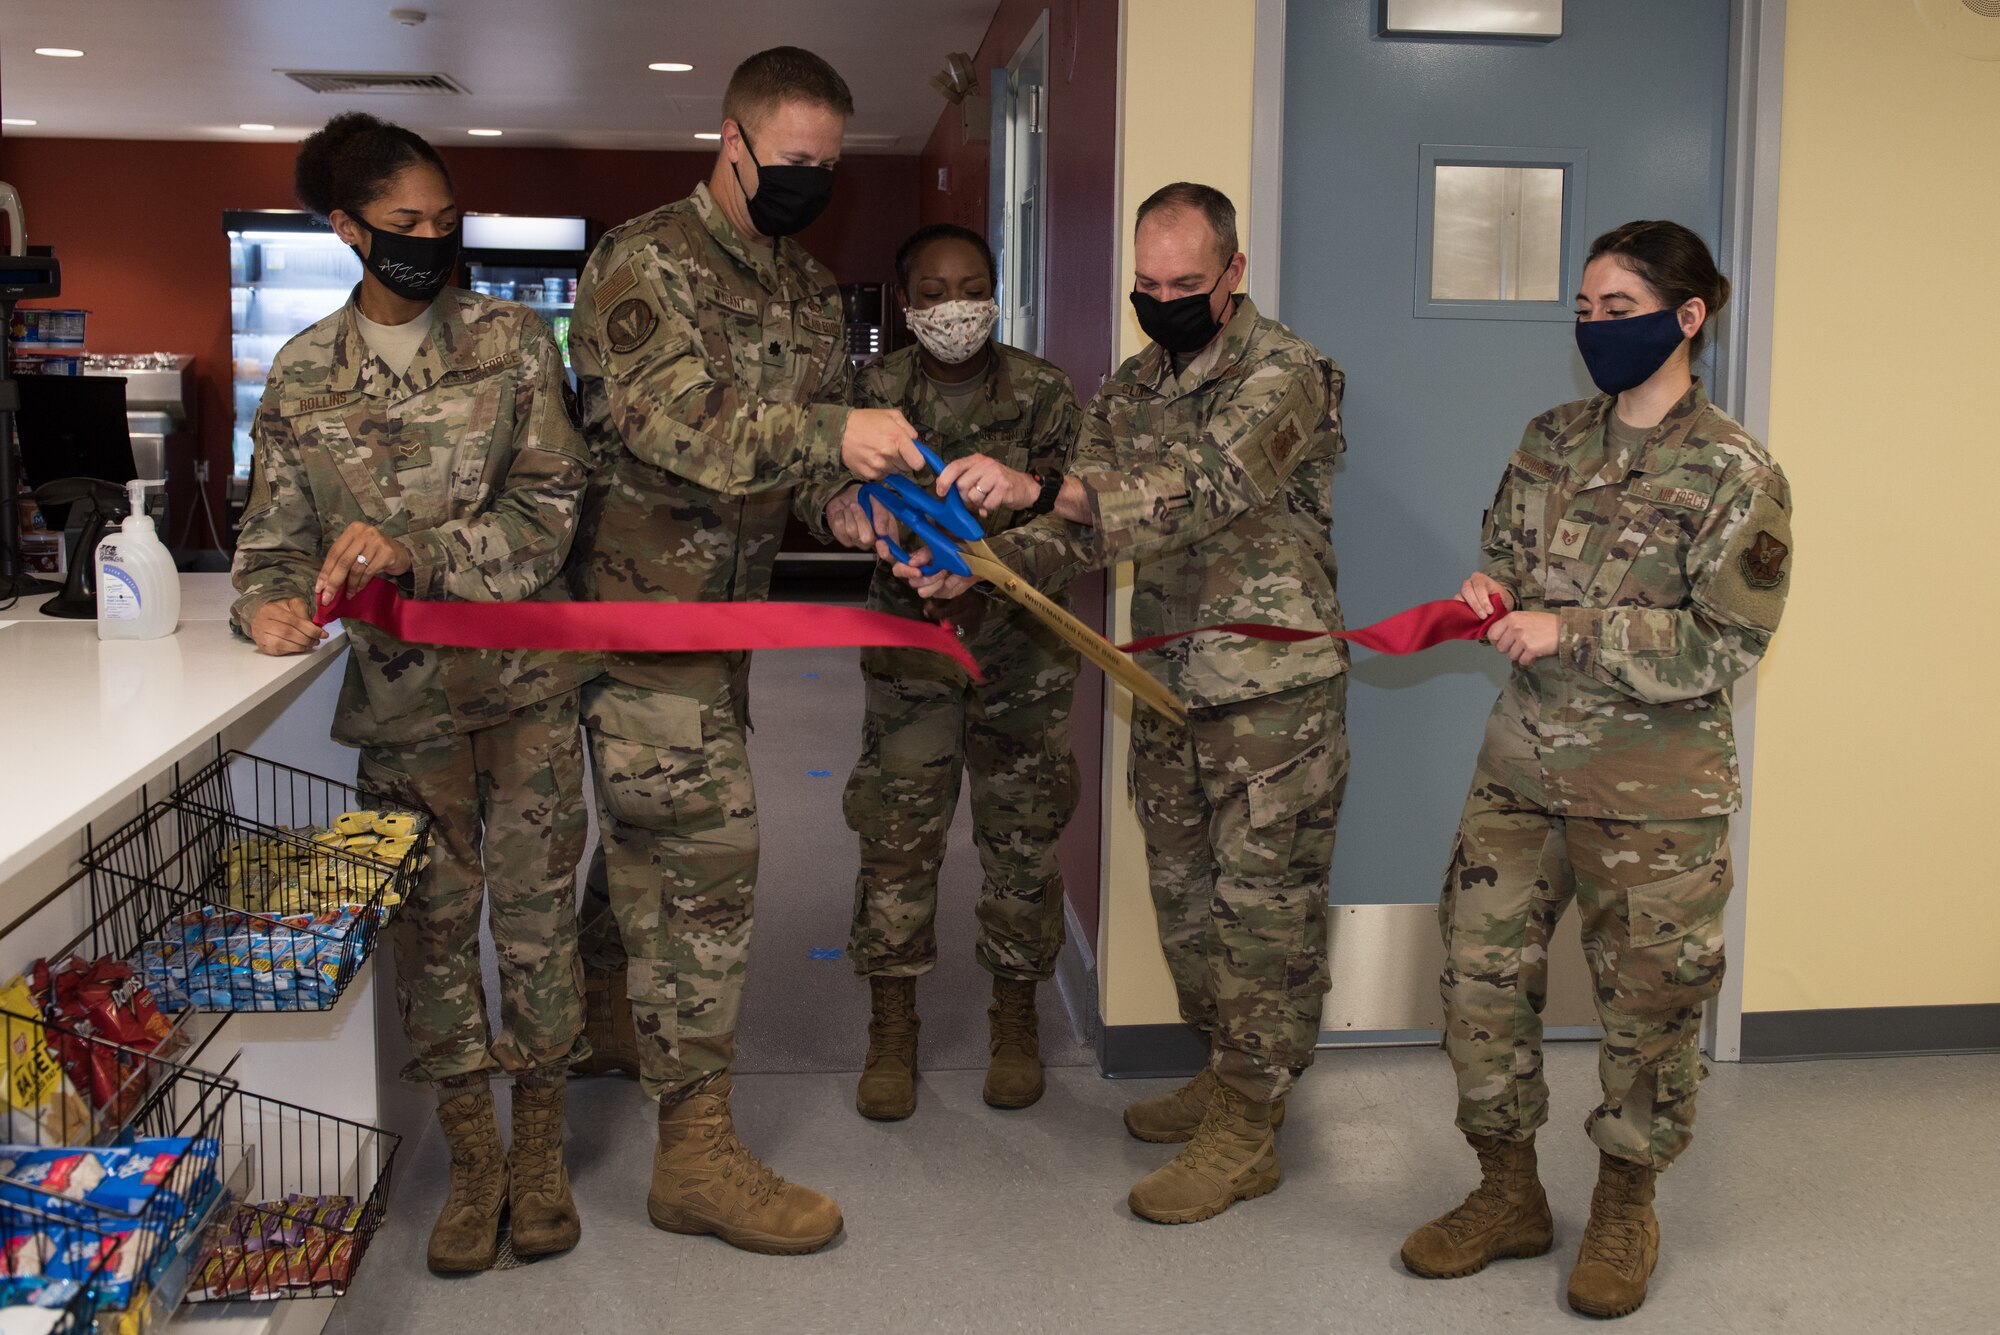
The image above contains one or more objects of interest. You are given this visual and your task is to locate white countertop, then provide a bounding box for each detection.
[0,573,347,884]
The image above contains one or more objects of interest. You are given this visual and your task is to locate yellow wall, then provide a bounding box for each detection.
[1744,1,2000,1012]
[1099,0,1259,1026]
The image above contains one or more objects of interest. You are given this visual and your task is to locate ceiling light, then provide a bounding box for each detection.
[693,132,721,140]
[467,128,503,137]
[1,119,38,127]
[239,123,275,132]
[34,48,85,58]
[649,62,695,72]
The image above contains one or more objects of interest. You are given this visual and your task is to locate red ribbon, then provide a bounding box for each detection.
[314,581,984,679]
[1118,598,1509,657]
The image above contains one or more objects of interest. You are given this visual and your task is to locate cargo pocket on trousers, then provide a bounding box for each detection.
[590,695,726,838]
[1616,859,1732,1014]
[1241,737,1334,878]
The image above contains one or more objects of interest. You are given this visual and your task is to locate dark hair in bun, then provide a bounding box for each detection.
[294,111,451,222]
[1586,220,1732,359]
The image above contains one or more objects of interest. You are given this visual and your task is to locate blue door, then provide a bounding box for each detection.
[1281,3,1734,921]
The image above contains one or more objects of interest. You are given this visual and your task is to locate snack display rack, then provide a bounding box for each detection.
[0,1002,401,1327]
[0,1006,241,1333]
[75,751,433,1015]
[181,1090,400,1304]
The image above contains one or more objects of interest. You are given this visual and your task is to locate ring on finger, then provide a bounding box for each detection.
[354,552,369,567]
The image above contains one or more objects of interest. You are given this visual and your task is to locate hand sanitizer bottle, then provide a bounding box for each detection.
[96,479,180,640]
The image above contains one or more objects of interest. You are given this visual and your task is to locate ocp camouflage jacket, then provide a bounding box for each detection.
[231,289,590,747]
[1475,380,1792,819]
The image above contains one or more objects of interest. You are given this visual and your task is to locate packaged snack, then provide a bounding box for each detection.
[0,1137,217,1224]
[30,957,175,1121]
[331,811,378,837]
[370,812,416,839]
[0,981,92,1144]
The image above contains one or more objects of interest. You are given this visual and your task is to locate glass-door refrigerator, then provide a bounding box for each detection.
[460,214,592,373]
[224,209,363,485]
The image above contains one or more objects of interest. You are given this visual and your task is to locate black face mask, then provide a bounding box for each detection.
[352,219,460,303]
[1130,268,1230,355]
[731,133,835,238]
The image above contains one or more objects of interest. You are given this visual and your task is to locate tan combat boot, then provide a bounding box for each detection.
[1127,1080,1281,1224]
[1567,1152,1661,1318]
[1121,1066,1287,1143]
[1401,1132,1555,1277]
[650,1073,844,1254]
[571,967,639,1078]
[855,976,920,1120]
[507,1079,581,1259]
[428,1089,509,1274]
[983,978,1045,1109]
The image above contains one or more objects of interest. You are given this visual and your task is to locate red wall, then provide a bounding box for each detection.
[919,0,1122,946]
[0,137,919,551]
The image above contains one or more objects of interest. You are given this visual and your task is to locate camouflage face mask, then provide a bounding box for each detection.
[906,298,1000,365]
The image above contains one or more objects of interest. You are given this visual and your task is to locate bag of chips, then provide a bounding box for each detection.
[0,980,91,1145]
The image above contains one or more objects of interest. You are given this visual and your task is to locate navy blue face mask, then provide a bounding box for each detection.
[1574,308,1687,396]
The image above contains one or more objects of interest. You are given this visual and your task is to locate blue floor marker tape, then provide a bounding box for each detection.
[801,672,821,679]
[807,769,832,777]
[808,948,845,961]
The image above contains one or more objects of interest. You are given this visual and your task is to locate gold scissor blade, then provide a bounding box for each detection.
[959,543,1188,722]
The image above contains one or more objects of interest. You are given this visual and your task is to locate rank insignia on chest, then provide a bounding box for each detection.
[1550,521,1593,560]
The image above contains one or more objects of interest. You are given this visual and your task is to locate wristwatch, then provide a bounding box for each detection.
[1026,469,1065,516]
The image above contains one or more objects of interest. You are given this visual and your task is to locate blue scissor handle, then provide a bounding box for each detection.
[851,440,985,578]
[857,481,973,578]
[905,440,985,543]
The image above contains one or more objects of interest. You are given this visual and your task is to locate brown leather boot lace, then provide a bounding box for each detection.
[1580,1165,1654,1273]
[442,1101,506,1213]
[1179,1082,1261,1175]
[867,981,919,1062]
[510,1087,565,1197]
[988,980,1038,1057]
[1434,1137,1533,1242]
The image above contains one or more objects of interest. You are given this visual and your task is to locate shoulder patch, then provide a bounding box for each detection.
[606,298,661,356]
[594,260,641,310]
[1740,530,1789,590]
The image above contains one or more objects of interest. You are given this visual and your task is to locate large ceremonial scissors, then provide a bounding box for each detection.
[859,442,1188,722]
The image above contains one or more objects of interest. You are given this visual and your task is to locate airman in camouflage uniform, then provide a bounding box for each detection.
[232,288,592,1093]
[1403,377,1790,1313]
[801,339,1083,1119]
[568,179,850,1097]
[565,46,919,1257]
[949,189,1350,1225]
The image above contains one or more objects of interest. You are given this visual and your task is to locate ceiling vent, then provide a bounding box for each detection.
[281,70,470,95]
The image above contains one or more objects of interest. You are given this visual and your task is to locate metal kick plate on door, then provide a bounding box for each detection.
[1319,901,1599,1033]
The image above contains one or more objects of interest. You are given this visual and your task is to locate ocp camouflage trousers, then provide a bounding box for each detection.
[844,630,1080,983]
[581,659,757,1104]
[1131,677,1348,1103]
[1438,767,1732,1170]
[358,690,589,1086]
